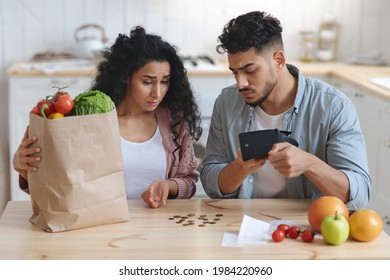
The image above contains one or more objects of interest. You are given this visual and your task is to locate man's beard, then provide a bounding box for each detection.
[244,80,277,107]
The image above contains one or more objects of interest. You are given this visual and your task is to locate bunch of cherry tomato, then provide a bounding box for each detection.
[272,224,315,243]
[30,86,74,119]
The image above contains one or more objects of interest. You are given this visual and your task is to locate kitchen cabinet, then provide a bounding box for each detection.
[189,76,235,198]
[329,78,390,234]
[8,76,93,201]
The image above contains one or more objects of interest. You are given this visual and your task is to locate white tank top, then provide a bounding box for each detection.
[251,106,288,198]
[120,126,167,199]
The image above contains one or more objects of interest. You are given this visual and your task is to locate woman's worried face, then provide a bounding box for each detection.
[127,61,171,113]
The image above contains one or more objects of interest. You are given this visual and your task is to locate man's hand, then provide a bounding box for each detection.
[268,142,311,178]
[218,148,266,195]
[236,147,267,172]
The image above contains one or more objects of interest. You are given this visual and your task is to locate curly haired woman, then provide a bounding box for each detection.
[13,26,202,208]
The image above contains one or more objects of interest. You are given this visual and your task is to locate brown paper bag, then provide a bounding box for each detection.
[28,109,130,232]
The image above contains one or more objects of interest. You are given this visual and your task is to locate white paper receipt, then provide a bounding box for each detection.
[221,215,270,247]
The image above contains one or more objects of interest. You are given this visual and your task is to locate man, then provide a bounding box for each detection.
[199,11,370,209]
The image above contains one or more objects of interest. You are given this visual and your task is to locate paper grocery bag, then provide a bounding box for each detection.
[28,109,130,232]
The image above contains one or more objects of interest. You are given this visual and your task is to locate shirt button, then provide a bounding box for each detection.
[249,178,254,183]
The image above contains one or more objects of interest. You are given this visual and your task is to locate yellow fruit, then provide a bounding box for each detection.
[349,209,383,242]
[307,196,349,232]
[48,112,64,119]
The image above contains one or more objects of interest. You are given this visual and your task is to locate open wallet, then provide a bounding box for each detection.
[239,129,299,161]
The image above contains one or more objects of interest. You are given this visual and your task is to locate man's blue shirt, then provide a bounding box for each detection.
[199,64,371,209]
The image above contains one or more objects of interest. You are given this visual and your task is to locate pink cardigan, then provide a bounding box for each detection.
[155,107,199,199]
[19,107,199,199]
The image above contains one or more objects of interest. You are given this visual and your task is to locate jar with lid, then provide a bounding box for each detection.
[299,31,316,63]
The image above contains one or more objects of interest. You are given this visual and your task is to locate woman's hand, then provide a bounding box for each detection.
[141,180,178,208]
[12,127,41,180]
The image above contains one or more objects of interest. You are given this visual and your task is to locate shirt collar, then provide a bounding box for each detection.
[286,63,305,114]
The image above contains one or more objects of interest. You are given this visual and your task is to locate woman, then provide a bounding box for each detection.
[13,26,202,208]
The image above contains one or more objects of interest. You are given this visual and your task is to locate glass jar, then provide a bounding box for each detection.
[299,31,316,63]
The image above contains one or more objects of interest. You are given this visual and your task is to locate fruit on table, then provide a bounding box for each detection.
[308,196,349,232]
[321,211,349,245]
[349,209,383,242]
[287,225,301,239]
[272,229,286,242]
[301,229,315,242]
[277,224,290,235]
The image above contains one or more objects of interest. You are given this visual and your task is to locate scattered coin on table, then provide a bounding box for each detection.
[167,213,224,227]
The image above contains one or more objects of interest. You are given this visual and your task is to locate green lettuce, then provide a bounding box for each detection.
[73,90,114,115]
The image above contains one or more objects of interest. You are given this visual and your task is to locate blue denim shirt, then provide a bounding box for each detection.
[199,64,371,209]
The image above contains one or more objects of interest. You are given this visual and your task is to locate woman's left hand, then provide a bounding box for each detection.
[141,180,177,208]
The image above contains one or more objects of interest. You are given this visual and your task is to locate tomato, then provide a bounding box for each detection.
[272,229,285,242]
[288,226,301,239]
[301,229,315,242]
[54,94,74,114]
[349,209,383,242]
[277,224,290,235]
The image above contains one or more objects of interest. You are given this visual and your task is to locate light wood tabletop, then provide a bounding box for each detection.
[1,199,389,260]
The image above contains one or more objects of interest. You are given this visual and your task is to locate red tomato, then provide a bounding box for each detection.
[277,224,290,235]
[301,229,315,242]
[54,94,74,114]
[288,226,301,239]
[272,229,285,242]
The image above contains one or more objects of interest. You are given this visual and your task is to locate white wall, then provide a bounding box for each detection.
[1,0,389,212]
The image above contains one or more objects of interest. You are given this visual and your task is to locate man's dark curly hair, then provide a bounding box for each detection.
[216,11,284,54]
[92,26,202,154]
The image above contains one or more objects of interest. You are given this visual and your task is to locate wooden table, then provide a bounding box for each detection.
[1,199,389,260]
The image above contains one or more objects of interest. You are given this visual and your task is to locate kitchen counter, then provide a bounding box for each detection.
[7,60,390,102]
[1,198,390,260]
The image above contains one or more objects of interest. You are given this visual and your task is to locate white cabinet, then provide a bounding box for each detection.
[189,76,235,198]
[329,78,390,234]
[8,76,93,201]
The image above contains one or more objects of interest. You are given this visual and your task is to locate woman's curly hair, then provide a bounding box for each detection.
[92,26,202,154]
[216,11,284,54]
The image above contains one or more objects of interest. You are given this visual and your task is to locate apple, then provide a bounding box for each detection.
[320,211,349,245]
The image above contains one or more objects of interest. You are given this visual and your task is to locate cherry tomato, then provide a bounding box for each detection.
[301,229,315,242]
[288,226,301,239]
[54,94,74,114]
[272,229,285,242]
[277,224,290,235]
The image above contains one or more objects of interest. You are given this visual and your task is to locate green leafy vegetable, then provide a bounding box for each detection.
[72,90,114,115]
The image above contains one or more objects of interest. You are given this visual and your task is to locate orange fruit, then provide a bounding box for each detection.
[307,196,349,232]
[349,209,383,242]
